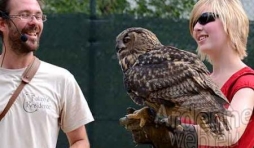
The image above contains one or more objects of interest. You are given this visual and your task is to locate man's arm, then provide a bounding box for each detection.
[66,125,90,148]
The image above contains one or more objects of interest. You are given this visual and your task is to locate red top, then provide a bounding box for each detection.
[200,67,254,148]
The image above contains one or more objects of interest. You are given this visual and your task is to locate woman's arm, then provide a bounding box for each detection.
[197,88,254,146]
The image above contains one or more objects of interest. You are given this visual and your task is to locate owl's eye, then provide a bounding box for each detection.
[123,36,131,43]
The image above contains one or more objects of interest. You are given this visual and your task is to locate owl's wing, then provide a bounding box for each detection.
[124,46,229,113]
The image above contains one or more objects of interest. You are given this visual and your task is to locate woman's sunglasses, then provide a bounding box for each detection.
[193,12,219,28]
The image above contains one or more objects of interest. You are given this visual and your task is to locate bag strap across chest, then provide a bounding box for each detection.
[0,57,41,121]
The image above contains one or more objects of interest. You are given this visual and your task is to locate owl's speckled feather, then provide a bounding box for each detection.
[116,27,232,136]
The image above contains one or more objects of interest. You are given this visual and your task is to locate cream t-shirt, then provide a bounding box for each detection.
[0,61,94,148]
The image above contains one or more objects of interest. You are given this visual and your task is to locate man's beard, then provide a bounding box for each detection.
[8,26,40,55]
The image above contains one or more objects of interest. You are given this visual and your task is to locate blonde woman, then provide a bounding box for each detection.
[190,0,254,147]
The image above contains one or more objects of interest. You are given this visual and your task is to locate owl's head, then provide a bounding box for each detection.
[115,27,162,72]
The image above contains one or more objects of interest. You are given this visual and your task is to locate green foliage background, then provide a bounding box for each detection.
[43,0,196,19]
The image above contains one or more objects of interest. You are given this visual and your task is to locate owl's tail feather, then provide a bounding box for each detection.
[198,112,232,138]
[219,113,232,131]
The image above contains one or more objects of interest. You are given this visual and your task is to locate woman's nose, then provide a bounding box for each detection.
[193,22,203,31]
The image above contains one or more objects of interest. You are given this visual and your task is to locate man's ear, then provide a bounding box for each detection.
[0,17,7,32]
[0,11,8,32]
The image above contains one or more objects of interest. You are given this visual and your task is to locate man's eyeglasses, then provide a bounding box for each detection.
[193,12,219,28]
[8,13,47,22]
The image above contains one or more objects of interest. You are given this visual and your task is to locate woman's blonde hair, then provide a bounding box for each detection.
[189,0,249,62]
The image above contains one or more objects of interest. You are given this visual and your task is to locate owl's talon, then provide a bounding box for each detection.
[125,106,152,128]
[176,125,184,131]
[139,119,146,127]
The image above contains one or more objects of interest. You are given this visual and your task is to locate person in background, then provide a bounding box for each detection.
[0,0,94,147]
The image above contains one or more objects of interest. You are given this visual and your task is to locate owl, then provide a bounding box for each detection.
[116,27,233,137]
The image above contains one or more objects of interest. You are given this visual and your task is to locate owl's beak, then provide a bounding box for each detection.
[116,41,126,53]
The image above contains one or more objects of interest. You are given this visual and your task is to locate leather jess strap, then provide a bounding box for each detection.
[0,57,41,121]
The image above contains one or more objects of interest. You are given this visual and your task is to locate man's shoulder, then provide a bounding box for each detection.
[39,61,73,78]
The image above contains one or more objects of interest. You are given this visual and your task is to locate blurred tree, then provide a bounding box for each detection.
[43,0,196,19]
[97,0,131,16]
[128,0,196,19]
[43,0,90,13]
